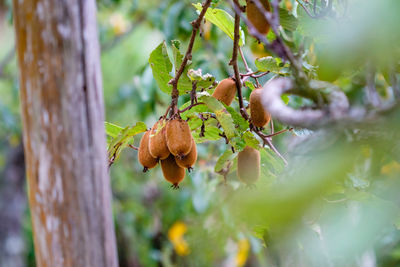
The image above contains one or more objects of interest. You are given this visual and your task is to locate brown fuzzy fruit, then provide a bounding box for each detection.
[166,118,193,158]
[250,87,271,127]
[246,0,271,35]
[237,146,261,184]
[149,119,170,160]
[138,130,158,172]
[175,138,197,170]
[161,154,186,189]
[212,78,237,106]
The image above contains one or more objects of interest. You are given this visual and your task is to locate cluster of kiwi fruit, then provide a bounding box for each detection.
[138,117,197,189]
[212,77,271,185]
[139,0,274,187]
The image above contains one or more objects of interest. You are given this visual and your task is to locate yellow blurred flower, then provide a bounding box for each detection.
[168,221,190,256]
[201,20,212,41]
[381,161,400,175]
[109,13,128,35]
[235,238,250,267]
[285,0,293,11]
[250,41,270,58]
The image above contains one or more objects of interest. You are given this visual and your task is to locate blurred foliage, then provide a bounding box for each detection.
[1,0,400,266]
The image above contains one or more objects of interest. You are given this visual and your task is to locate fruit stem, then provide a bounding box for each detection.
[128,144,139,151]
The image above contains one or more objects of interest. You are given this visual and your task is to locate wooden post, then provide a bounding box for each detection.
[12,0,119,266]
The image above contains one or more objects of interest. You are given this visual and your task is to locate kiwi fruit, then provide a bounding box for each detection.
[246,0,271,35]
[166,118,193,158]
[250,87,271,127]
[237,146,261,184]
[212,78,237,106]
[161,154,186,189]
[138,130,158,172]
[175,138,197,171]
[149,119,170,160]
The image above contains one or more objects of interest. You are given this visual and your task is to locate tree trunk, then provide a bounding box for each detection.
[12,0,119,266]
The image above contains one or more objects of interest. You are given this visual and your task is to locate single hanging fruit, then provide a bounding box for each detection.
[175,138,197,171]
[250,87,271,127]
[212,78,237,106]
[237,146,261,184]
[166,118,193,158]
[246,0,271,35]
[138,130,158,172]
[161,154,186,189]
[149,119,170,160]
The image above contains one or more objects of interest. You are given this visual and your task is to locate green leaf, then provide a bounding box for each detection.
[215,149,236,173]
[281,94,289,105]
[105,122,124,138]
[200,95,237,139]
[193,3,245,46]
[171,40,193,93]
[107,122,147,165]
[171,40,183,67]
[225,105,249,132]
[255,56,282,73]
[149,41,173,94]
[187,116,204,130]
[188,69,216,89]
[244,81,256,91]
[230,136,246,151]
[243,131,260,148]
[193,126,222,143]
[260,148,285,177]
[179,100,209,120]
[279,8,298,32]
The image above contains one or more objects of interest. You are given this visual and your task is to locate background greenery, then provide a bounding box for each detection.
[1,0,400,266]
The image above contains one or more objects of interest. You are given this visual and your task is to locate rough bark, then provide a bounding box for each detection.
[12,0,118,266]
[0,144,26,267]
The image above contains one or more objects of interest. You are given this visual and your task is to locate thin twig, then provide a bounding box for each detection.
[240,71,260,77]
[256,129,288,165]
[128,144,139,151]
[179,102,205,113]
[190,81,198,105]
[163,105,171,118]
[229,11,248,119]
[264,127,293,138]
[252,71,270,78]
[168,0,212,116]
[239,46,251,73]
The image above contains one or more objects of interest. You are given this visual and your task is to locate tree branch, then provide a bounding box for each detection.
[229,4,288,164]
[261,77,351,128]
[229,12,248,119]
[168,0,212,116]
[230,0,307,83]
